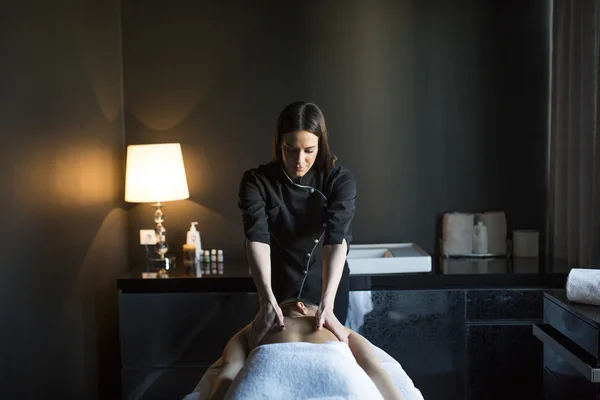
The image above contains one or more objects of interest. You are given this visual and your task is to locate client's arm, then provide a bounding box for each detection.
[207,325,250,400]
[347,329,404,400]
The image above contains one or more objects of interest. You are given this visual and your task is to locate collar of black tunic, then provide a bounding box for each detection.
[279,161,317,186]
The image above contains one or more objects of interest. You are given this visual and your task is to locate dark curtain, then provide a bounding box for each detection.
[549,0,600,267]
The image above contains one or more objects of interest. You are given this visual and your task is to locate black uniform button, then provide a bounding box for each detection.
[302,270,307,275]
[314,239,319,244]
[322,223,327,227]
[306,253,311,257]
[310,188,315,193]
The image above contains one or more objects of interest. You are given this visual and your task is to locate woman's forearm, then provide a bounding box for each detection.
[321,239,348,306]
[246,240,276,303]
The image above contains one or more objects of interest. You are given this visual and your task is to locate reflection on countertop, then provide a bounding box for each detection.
[117,254,573,293]
[135,259,246,279]
[440,256,546,275]
[438,255,574,275]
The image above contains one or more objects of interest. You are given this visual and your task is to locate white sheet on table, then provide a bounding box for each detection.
[183,339,424,400]
[224,341,384,399]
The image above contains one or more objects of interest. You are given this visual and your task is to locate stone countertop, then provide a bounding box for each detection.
[117,255,571,293]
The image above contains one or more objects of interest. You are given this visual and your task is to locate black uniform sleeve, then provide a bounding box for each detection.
[323,168,357,246]
[238,170,270,244]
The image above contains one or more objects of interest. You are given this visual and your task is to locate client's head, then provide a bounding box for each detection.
[279,298,319,317]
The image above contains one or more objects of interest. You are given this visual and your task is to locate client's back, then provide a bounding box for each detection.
[253,298,338,346]
[258,314,338,346]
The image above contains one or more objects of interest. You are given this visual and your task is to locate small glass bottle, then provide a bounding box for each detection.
[203,250,210,263]
[473,221,488,254]
[182,244,196,267]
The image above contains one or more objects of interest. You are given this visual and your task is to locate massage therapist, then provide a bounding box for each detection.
[238,101,357,349]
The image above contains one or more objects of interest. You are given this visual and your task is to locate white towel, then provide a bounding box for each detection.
[345,291,374,331]
[566,268,600,306]
[442,212,474,255]
[185,340,424,400]
[223,342,384,400]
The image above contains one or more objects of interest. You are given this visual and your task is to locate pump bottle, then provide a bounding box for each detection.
[186,222,202,260]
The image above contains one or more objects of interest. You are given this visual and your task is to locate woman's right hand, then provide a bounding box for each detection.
[248,298,285,350]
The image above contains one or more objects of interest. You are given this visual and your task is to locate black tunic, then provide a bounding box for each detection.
[238,160,357,324]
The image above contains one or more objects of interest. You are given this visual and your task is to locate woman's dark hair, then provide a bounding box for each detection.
[279,297,318,311]
[272,101,337,172]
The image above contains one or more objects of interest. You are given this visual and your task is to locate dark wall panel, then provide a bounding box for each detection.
[0,1,127,398]
[123,0,550,265]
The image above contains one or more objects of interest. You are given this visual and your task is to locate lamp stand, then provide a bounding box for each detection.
[153,202,168,260]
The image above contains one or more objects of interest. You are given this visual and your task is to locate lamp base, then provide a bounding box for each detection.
[146,256,177,271]
[153,202,169,260]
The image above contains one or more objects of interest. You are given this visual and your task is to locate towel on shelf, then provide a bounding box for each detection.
[442,212,474,255]
[223,341,384,400]
[566,268,600,306]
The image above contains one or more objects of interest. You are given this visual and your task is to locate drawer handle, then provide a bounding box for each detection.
[532,324,600,383]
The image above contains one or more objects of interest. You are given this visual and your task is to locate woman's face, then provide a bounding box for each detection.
[281,130,319,181]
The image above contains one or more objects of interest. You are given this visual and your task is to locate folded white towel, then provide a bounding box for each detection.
[566,268,600,306]
[223,342,384,400]
[442,212,474,255]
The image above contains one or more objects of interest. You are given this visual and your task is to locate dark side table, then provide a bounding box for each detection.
[533,290,600,399]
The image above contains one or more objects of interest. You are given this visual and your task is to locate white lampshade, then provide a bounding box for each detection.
[125,143,190,203]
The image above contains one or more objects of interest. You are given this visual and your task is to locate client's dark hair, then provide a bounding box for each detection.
[279,297,318,311]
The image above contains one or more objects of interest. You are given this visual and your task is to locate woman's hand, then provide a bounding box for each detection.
[248,298,285,350]
[316,302,349,343]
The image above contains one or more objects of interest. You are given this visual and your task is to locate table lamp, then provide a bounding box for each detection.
[125,143,190,262]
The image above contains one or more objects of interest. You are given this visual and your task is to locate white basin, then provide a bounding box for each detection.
[347,243,432,274]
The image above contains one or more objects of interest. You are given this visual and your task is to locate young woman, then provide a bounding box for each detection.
[238,101,357,349]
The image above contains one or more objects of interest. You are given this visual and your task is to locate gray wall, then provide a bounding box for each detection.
[123,0,550,265]
[0,1,127,398]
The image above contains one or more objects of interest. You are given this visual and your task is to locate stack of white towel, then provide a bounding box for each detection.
[566,268,600,306]
[442,211,507,255]
[442,213,475,255]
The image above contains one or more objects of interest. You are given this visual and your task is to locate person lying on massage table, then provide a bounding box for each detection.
[207,298,403,400]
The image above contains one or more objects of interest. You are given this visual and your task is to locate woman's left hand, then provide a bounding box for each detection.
[315,303,349,343]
